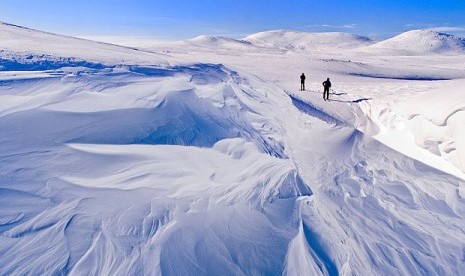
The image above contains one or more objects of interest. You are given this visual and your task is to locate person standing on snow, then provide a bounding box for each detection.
[322,78,331,101]
[300,73,306,91]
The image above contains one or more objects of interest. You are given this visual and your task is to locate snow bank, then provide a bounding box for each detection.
[395,79,465,172]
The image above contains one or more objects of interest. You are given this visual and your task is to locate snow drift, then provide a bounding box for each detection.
[1,23,465,276]
[395,79,465,172]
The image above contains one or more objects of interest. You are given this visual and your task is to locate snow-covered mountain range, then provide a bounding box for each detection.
[243,30,374,51]
[1,22,465,275]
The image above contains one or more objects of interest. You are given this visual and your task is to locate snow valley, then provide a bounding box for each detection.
[1,22,465,275]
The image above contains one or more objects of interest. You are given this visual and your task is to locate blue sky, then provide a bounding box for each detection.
[1,0,465,39]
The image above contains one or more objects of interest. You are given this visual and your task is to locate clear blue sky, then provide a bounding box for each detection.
[1,0,465,39]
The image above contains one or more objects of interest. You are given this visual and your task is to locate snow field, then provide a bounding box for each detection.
[1,22,465,275]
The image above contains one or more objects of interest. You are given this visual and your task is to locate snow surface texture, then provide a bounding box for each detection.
[1,22,465,275]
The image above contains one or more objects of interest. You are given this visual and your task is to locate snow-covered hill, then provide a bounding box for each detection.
[362,29,465,55]
[0,22,168,68]
[138,30,373,54]
[243,30,374,51]
[1,23,465,275]
[187,35,255,50]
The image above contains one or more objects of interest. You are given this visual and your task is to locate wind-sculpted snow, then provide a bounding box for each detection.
[393,79,465,173]
[2,24,465,275]
[0,64,287,157]
[289,94,346,126]
[2,62,465,275]
[304,133,465,275]
[0,63,311,274]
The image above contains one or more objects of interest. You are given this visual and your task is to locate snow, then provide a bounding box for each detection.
[362,29,465,55]
[243,30,374,52]
[395,79,465,172]
[189,35,254,49]
[1,22,465,275]
[0,22,169,67]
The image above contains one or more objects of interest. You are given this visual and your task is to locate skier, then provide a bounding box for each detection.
[300,73,306,91]
[322,78,331,101]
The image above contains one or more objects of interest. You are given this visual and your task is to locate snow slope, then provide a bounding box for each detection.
[1,23,465,275]
[0,22,168,67]
[362,29,465,55]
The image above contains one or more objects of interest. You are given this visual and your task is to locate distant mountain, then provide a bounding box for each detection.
[185,35,256,50]
[243,30,374,51]
[362,29,465,55]
[189,35,251,46]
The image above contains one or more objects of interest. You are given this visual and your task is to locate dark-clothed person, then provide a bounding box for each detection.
[322,78,331,101]
[300,73,306,91]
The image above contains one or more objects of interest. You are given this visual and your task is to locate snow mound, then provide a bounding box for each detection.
[363,29,465,55]
[0,22,168,66]
[244,30,373,51]
[395,79,465,172]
